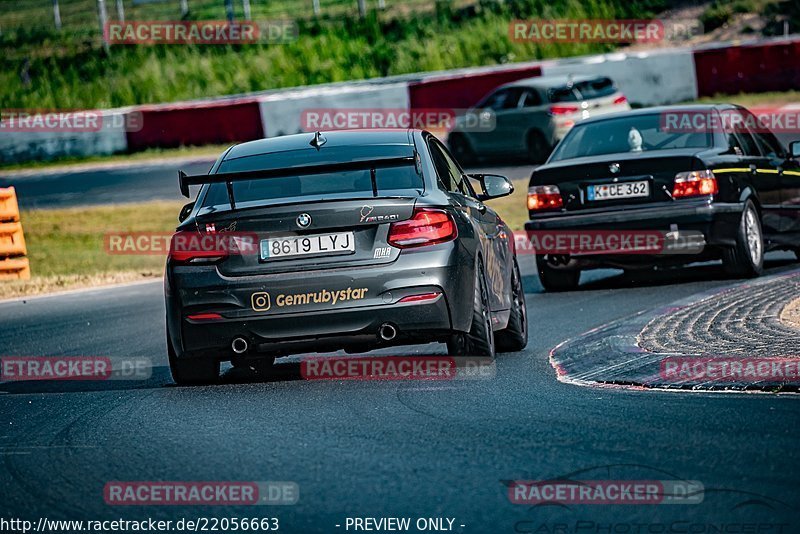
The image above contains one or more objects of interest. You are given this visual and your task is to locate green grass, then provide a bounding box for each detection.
[1,0,668,109]
[690,90,800,107]
[0,201,183,298]
[489,178,528,231]
[22,201,182,277]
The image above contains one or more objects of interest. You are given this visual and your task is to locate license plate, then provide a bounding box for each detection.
[587,180,649,201]
[260,232,355,260]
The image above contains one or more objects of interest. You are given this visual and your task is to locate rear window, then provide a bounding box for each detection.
[201,166,423,208]
[549,113,714,162]
[548,77,617,103]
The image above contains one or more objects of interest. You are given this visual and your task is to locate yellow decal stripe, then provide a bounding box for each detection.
[713,168,750,173]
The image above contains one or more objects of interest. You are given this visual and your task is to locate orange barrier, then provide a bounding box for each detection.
[0,187,20,222]
[0,187,30,280]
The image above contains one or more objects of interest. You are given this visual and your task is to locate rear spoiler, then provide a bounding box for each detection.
[178,155,417,208]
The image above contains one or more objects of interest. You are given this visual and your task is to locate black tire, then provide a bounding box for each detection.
[496,259,528,352]
[536,255,580,292]
[167,325,220,385]
[448,133,476,167]
[447,260,496,358]
[526,130,550,164]
[722,200,764,278]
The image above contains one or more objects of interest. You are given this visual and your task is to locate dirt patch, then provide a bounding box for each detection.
[780,297,800,329]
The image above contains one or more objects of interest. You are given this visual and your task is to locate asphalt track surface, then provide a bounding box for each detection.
[1,253,799,532]
[1,158,799,531]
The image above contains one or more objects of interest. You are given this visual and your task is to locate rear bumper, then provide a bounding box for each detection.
[525,200,744,247]
[523,200,745,269]
[181,293,452,357]
[165,243,474,359]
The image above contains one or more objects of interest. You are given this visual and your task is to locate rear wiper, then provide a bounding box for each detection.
[370,167,377,197]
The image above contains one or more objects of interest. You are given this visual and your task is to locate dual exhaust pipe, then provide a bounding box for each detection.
[231,324,396,354]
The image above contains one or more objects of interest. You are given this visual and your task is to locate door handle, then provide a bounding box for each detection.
[749,164,757,174]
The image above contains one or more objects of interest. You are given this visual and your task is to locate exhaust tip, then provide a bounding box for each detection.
[232,337,249,354]
[378,323,397,341]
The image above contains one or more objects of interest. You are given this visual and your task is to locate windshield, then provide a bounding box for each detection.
[549,113,714,161]
[201,166,423,208]
[549,77,617,102]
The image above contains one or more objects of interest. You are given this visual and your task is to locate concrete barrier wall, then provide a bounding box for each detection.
[540,48,698,106]
[126,98,263,152]
[694,38,800,97]
[408,65,543,110]
[258,83,410,137]
[0,111,129,164]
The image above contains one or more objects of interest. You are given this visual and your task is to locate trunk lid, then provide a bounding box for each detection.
[194,196,416,276]
[531,149,711,212]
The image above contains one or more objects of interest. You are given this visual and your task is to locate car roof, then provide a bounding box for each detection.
[498,74,608,90]
[223,129,416,161]
[565,104,739,126]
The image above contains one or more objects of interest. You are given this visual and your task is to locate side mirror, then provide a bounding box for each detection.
[178,201,195,222]
[469,173,514,200]
[790,141,800,160]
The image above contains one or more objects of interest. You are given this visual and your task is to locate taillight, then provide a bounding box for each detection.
[528,185,564,211]
[613,95,628,105]
[387,209,457,248]
[169,231,229,264]
[549,105,579,115]
[672,170,718,199]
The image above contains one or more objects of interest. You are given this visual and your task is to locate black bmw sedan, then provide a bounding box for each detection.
[525,104,800,291]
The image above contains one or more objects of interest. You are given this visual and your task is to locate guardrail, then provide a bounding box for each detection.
[0,187,31,280]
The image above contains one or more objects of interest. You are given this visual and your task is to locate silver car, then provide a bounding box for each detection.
[447,74,630,164]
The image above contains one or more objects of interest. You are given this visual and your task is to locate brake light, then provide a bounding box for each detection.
[549,105,579,115]
[387,209,457,248]
[169,231,229,264]
[398,292,442,303]
[528,185,564,211]
[672,170,718,199]
[613,95,628,105]
[187,313,222,321]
